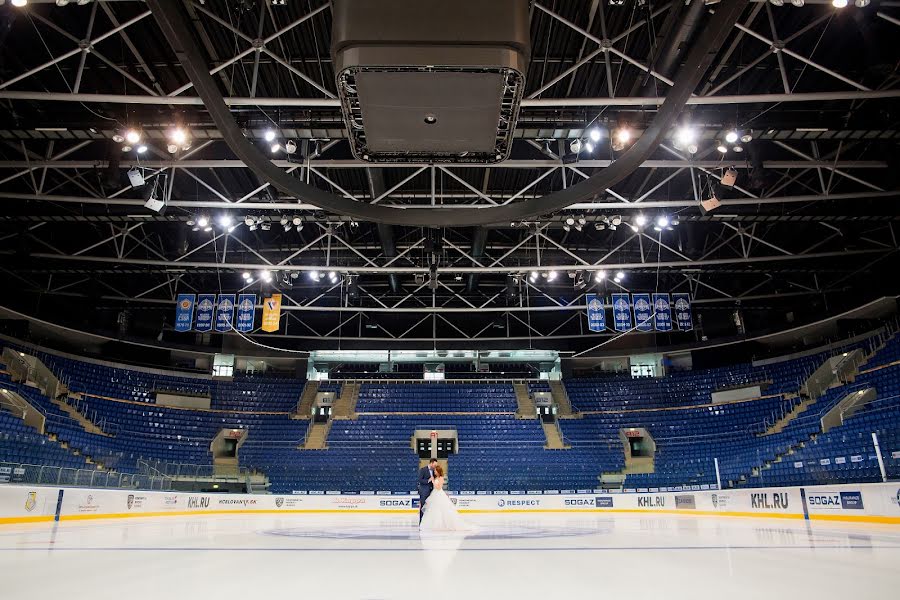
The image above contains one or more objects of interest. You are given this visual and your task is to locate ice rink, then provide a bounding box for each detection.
[1,513,899,599]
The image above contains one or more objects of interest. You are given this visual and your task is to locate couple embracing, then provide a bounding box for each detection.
[416,458,472,531]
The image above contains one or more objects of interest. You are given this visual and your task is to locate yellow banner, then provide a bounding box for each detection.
[261,294,282,332]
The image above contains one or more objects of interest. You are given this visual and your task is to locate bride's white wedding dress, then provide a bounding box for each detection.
[419,476,474,532]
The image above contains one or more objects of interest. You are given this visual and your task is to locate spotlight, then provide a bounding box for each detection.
[260,270,272,282]
[169,127,189,146]
[595,270,607,282]
[290,272,299,279]
[136,144,148,154]
[769,0,784,6]
[167,144,179,154]
[125,129,141,145]
[725,130,739,144]
[271,143,281,154]
[595,222,606,231]
[584,142,594,154]
[196,216,209,228]
[56,0,70,6]
[616,271,625,280]
[121,145,133,152]
[675,126,698,148]
[740,133,753,143]
[589,127,601,142]
[203,226,212,232]
[244,216,255,226]
[832,0,847,7]
[285,140,297,154]
[280,216,289,226]
[328,271,338,283]
[716,141,728,154]
[611,215,622,226]
[218,215,233,228]
[615,127,631,143]
[264,129,276,142]
[260,222,271,231]
[563,224,571,232]
[791,0,804,5]
[854,0,869,5]
[577,217,587,226]
[656,216,670,229]
[634,214,647,228]
[292,216,302,226]
[242,272,251,280]
[309,270,320,281]
[283,223,292,232]
[733,145,744,153]
[570,139,582,154]
[547,271,558,282]
[529,270,539,282]
[12,1,30,9]
[112,133,125,143]
[565,217,576,226]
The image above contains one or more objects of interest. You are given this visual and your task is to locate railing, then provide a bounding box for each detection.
[138,459,254,479]
[0,461,173,490]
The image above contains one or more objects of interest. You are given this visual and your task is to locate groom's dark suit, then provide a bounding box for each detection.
[417,465,434,524]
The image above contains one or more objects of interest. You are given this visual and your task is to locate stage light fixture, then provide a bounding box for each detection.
[595,270,607,282]
[725,130,739,144]
[125,129,141,145]
[740,133,753,143]
[285,140,297,154]
[570,139,582,154]
[242,272,251,280]
[675,126,698,148]
[589,127,602,142]
[635,214,647,228]
[309,270,320,281]
[832,0,847,6]
[584,142,594,153]
[657,216,670,229]
[716,141,728,154]
[196,216,209,228]
[547,270,558,282]
[264,129,276,142]
[271,143,281,154]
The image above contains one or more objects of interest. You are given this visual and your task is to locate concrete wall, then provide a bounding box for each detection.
[2,482,899,525]
[711,385,764,404]
[156,393,212,410]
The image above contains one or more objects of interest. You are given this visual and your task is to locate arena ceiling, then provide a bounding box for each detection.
[0,0,898,354]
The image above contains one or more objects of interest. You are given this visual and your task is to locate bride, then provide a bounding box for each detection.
[419,465,474,532]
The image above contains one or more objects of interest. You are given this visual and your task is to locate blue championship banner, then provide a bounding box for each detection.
[611,293,632,332]
[585,294,605,332]
[672,293,694,331]
[215,294,236,332]
[195,294,216,332]
[632,293,653,332]
[236,294,256,333]
[174,294,195,332]
[653,293,673,331]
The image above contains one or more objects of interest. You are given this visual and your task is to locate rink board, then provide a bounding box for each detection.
[2,483,900,525]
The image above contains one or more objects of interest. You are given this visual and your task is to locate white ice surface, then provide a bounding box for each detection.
[1,513,899,599]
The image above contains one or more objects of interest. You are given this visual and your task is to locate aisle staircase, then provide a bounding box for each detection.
[332,382,359,419]
[513,383,536,419]
[301,421,331,450]
[54,396,112,437]
[542,421,570,450]
[549,380,576,418]
[294,381,320,419]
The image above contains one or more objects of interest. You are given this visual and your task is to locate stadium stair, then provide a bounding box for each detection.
[52,396,111,437]
[541,420,570,450]
[301,421,331,449]
[294,380,319,419]
[549,380,577,418]
[760,394,814,436]
[513,383,536,419]
[332,382,359,419]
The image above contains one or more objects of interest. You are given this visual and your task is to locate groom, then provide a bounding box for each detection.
[417,458,438,524]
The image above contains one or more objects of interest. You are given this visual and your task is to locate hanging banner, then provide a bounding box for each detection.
[195,294,216,332]
[611,293,632,332]
[632,293,653,332]
[261,293,283,333]
[653,293,673,332]
[215,294,236,332]
[585,294,606,332]
[673,293,694,331]
[174,294,195,333]
[236,294,257,333]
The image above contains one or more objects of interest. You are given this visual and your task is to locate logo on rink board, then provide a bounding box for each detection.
[187,496,210,509]
[24,491,37,512]
[675,495,696,509]
[750,492,789,510]
[806,491,864,510]
[638,496,665,508]
[497,499,540,508]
